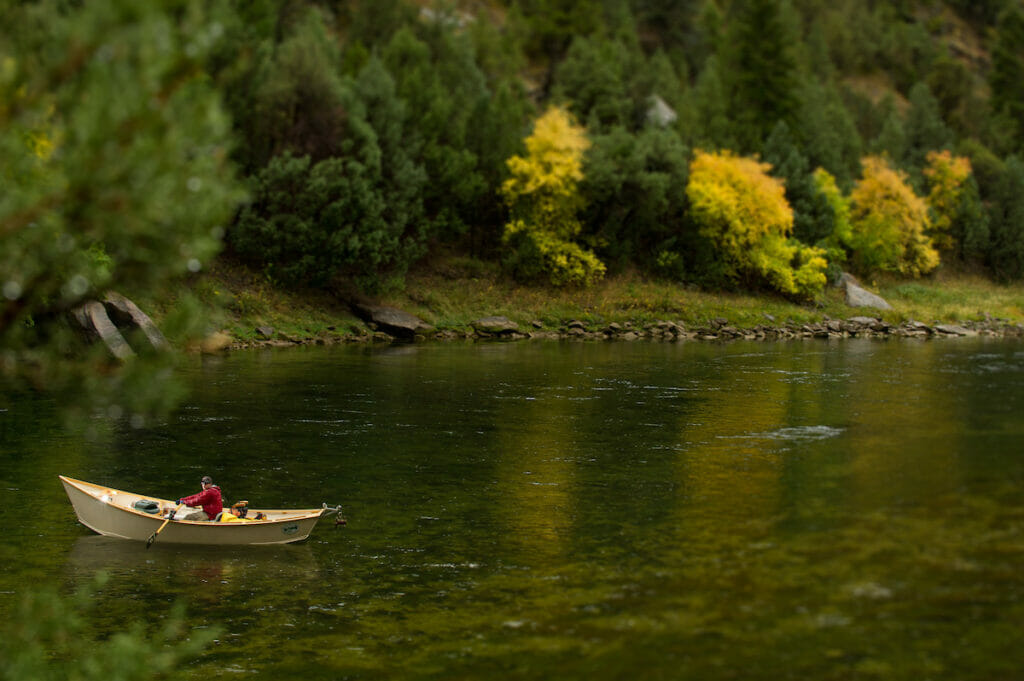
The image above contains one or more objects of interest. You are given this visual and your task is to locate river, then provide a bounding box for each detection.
[2,338,1023,679]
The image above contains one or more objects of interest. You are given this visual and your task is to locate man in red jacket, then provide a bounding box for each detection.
[177,475,223,521]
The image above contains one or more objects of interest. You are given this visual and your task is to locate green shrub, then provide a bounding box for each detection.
[581,126,690,272]
[0,576,216,681]
[230,57,429,290]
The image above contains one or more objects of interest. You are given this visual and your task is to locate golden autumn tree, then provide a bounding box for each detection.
[813,167,853,247]
[923,150,973,252]
[685,150,827,298]
[848,156,939,277]
[501,105,605,286]
[811,167,853,274]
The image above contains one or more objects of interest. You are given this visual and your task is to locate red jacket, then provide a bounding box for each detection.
[181,486,223,519]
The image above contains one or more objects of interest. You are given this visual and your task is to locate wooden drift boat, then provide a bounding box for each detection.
[60,475,342,545]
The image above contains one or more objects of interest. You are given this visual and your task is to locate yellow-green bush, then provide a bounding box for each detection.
[686,150,827,298]
[501,106,606,286]
[848,156,939,277]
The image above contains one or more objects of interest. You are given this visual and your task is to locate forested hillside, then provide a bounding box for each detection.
[214,0,1024,296]
[5,0,1024,417]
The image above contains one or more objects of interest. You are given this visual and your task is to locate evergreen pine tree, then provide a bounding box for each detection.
[509,0,602,93]
[691,55,737,150]
[464,80,531,256]
[237,9,347,172]
[955,176,990,264]
[988,156,1024,280]
[692,0,724,75]
[382,27,489,242]
[989,2,1024,151]
[341,0,418,50]
[553,36,636,132]
[762,121,834,246]
[872,95,907,162]
[581,125,690,271]
[795,80,863,188]
[903,82,953,177]
[1,0,244,418]
[724,0,800,153]
[350,57,429,274]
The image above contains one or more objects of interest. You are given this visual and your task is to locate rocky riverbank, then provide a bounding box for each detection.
[227,312,1024,350]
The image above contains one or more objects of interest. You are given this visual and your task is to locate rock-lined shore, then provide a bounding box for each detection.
[230,313,1024,349]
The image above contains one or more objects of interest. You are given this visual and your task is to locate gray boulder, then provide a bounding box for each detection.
[934,324,976,336]
[646,95,678,128]
[103,291,169,350]
[472,316,519,335]
[839,272,892,310]
[353,304,433,339]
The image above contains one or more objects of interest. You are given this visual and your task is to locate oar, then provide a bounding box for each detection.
[146,504,182,549]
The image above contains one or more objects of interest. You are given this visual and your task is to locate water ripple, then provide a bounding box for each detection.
[719,425,845,441]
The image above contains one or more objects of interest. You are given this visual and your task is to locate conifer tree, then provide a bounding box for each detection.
[989,2,1024,151]
[232,57,429,290]
[382,27,488,242]
[795,80,862,188]
[988,156,1024,280]
[632,0,702,58]
[510,0,602,92]
[1,0,244,418]
[581,126,690,271]
[903,82,954,177]
[347,57,429,276]
[340,0,418,50]
[693,0,725,74]
[233,8,347,172]
[724,0,800,152]
[872,96,907,162]
[691,55,737,150]
[553,36,636,132]
[464,80,531,255]
[762,121,834,247]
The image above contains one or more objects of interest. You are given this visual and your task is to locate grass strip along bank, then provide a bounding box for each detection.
[182,260,1024,348]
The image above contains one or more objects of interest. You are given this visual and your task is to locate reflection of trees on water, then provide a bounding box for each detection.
[0,391,92,593]
[9,341,1024,678]
[839,341,960,513]
[494,384,576,562]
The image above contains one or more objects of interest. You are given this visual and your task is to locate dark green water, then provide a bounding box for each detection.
[2,339,1024,680]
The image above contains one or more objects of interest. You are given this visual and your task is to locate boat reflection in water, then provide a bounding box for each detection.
[65,535,319,587]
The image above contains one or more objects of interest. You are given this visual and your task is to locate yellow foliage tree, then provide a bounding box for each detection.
[501,105,605,286]
[813,167,852,247]
[686,150,827,298]
[923,150,972,252]
[848,156,939,277]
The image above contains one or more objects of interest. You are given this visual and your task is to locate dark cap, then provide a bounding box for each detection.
[201,475,213,485]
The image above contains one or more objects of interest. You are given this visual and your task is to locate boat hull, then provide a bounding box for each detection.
[60,475,326,545]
